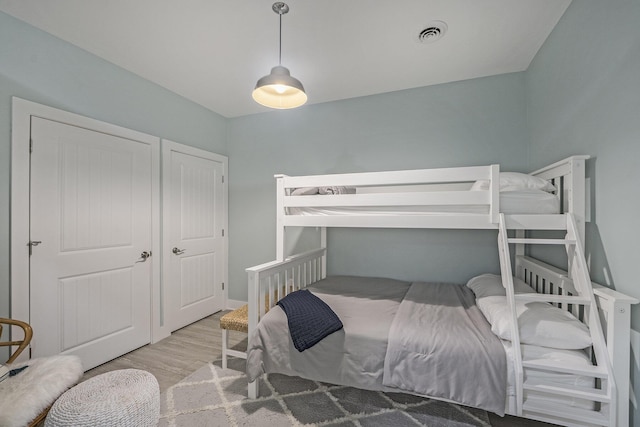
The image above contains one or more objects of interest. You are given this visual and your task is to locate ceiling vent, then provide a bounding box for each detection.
[417,21,448,44]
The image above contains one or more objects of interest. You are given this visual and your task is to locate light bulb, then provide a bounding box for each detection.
[274,84,287,94]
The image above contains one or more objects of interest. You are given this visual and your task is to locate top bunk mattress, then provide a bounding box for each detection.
[287,189,560,216]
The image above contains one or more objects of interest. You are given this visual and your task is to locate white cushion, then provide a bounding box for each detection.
[471,172,556,193]
[467,274,592,350]
[45,369,159,427]
[0,355,83,427]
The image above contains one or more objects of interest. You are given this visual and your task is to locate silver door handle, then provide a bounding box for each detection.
[137,251,152,263]
[27,240,42,256]
[172,247,185,255]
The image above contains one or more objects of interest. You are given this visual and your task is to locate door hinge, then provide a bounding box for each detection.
[222,229,225,237]
[222,282,225,290]
[222,175,225,183]
[29,138,33,153]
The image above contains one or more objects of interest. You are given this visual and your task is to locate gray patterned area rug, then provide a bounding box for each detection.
[159,360,491,427]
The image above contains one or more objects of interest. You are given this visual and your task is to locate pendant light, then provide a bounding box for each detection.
[252,2,307,109]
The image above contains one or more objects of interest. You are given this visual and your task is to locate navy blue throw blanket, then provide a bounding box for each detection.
[277,289,343,352]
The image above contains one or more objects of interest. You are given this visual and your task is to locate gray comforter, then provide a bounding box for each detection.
[383,282,506,415]
[247,276,411,391]
[246,276,506,415]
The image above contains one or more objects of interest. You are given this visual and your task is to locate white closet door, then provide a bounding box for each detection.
[164,141,226,332]
[30,117,153,370]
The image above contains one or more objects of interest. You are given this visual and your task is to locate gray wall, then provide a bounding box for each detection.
[526,0,640,317]
[4,6,639,421]
[525,1,640,424]
[227,72,530,301]
[0,12,228,322]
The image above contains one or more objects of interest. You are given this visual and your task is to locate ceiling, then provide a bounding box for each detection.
[0,0,571,118]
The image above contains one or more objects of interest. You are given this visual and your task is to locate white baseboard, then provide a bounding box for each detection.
[226,299,246,310]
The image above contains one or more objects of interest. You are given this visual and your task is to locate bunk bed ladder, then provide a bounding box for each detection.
[497,213,616,427]
[497,214,524,417]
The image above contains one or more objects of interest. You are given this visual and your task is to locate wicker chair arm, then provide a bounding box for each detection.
[0,317,33,363]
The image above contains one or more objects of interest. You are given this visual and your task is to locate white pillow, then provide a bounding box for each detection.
[467,273,533,298]
[467,274,592,350]
[470,172,556,193]
[291,187,319,195]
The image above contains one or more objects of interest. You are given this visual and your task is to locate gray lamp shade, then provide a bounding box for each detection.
[252,65,307,109]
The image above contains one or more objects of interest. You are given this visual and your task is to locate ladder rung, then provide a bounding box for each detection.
[523,381,610,402]
[522,359,608,378]
[521,412,604,427]
[522,400,609,426]
[514,293,591,305]
[508,238,576,245]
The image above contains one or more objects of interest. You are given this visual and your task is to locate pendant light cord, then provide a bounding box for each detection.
[278,13,282,65]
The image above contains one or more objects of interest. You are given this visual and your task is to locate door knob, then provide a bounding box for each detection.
[136,251,152,263]
[172,247,185,255]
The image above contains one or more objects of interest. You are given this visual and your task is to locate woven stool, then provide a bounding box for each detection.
[44,369,159,427]
[219,304,248,369]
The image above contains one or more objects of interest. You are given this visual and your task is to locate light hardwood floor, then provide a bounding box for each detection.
[81,311,245,392]
[82,311,554,427]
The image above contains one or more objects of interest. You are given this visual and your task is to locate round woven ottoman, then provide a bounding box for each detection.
[45,369,160,427]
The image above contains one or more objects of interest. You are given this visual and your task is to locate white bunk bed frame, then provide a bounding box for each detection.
[246,155,638,427]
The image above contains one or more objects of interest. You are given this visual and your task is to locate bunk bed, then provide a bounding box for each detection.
[244,156,638,427]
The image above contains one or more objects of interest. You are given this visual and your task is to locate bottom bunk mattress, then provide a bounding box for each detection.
[246,275,507,415]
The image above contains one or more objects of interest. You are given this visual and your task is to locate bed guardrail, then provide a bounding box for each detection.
[275,156,590,235]
[529,155,590,240]
[246,247,327,336]
[515,255,638,426]
[275,164,501,230]
[245,247,327,399]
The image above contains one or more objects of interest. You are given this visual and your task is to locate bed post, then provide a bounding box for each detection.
[247,268,260,399]
[275,174,286,261]
[567,158,587,245]
[320,227,327,279]
[489,164,500,224]
[514,229,525,271]
[609,299,632,427]
[593,287,639,427]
